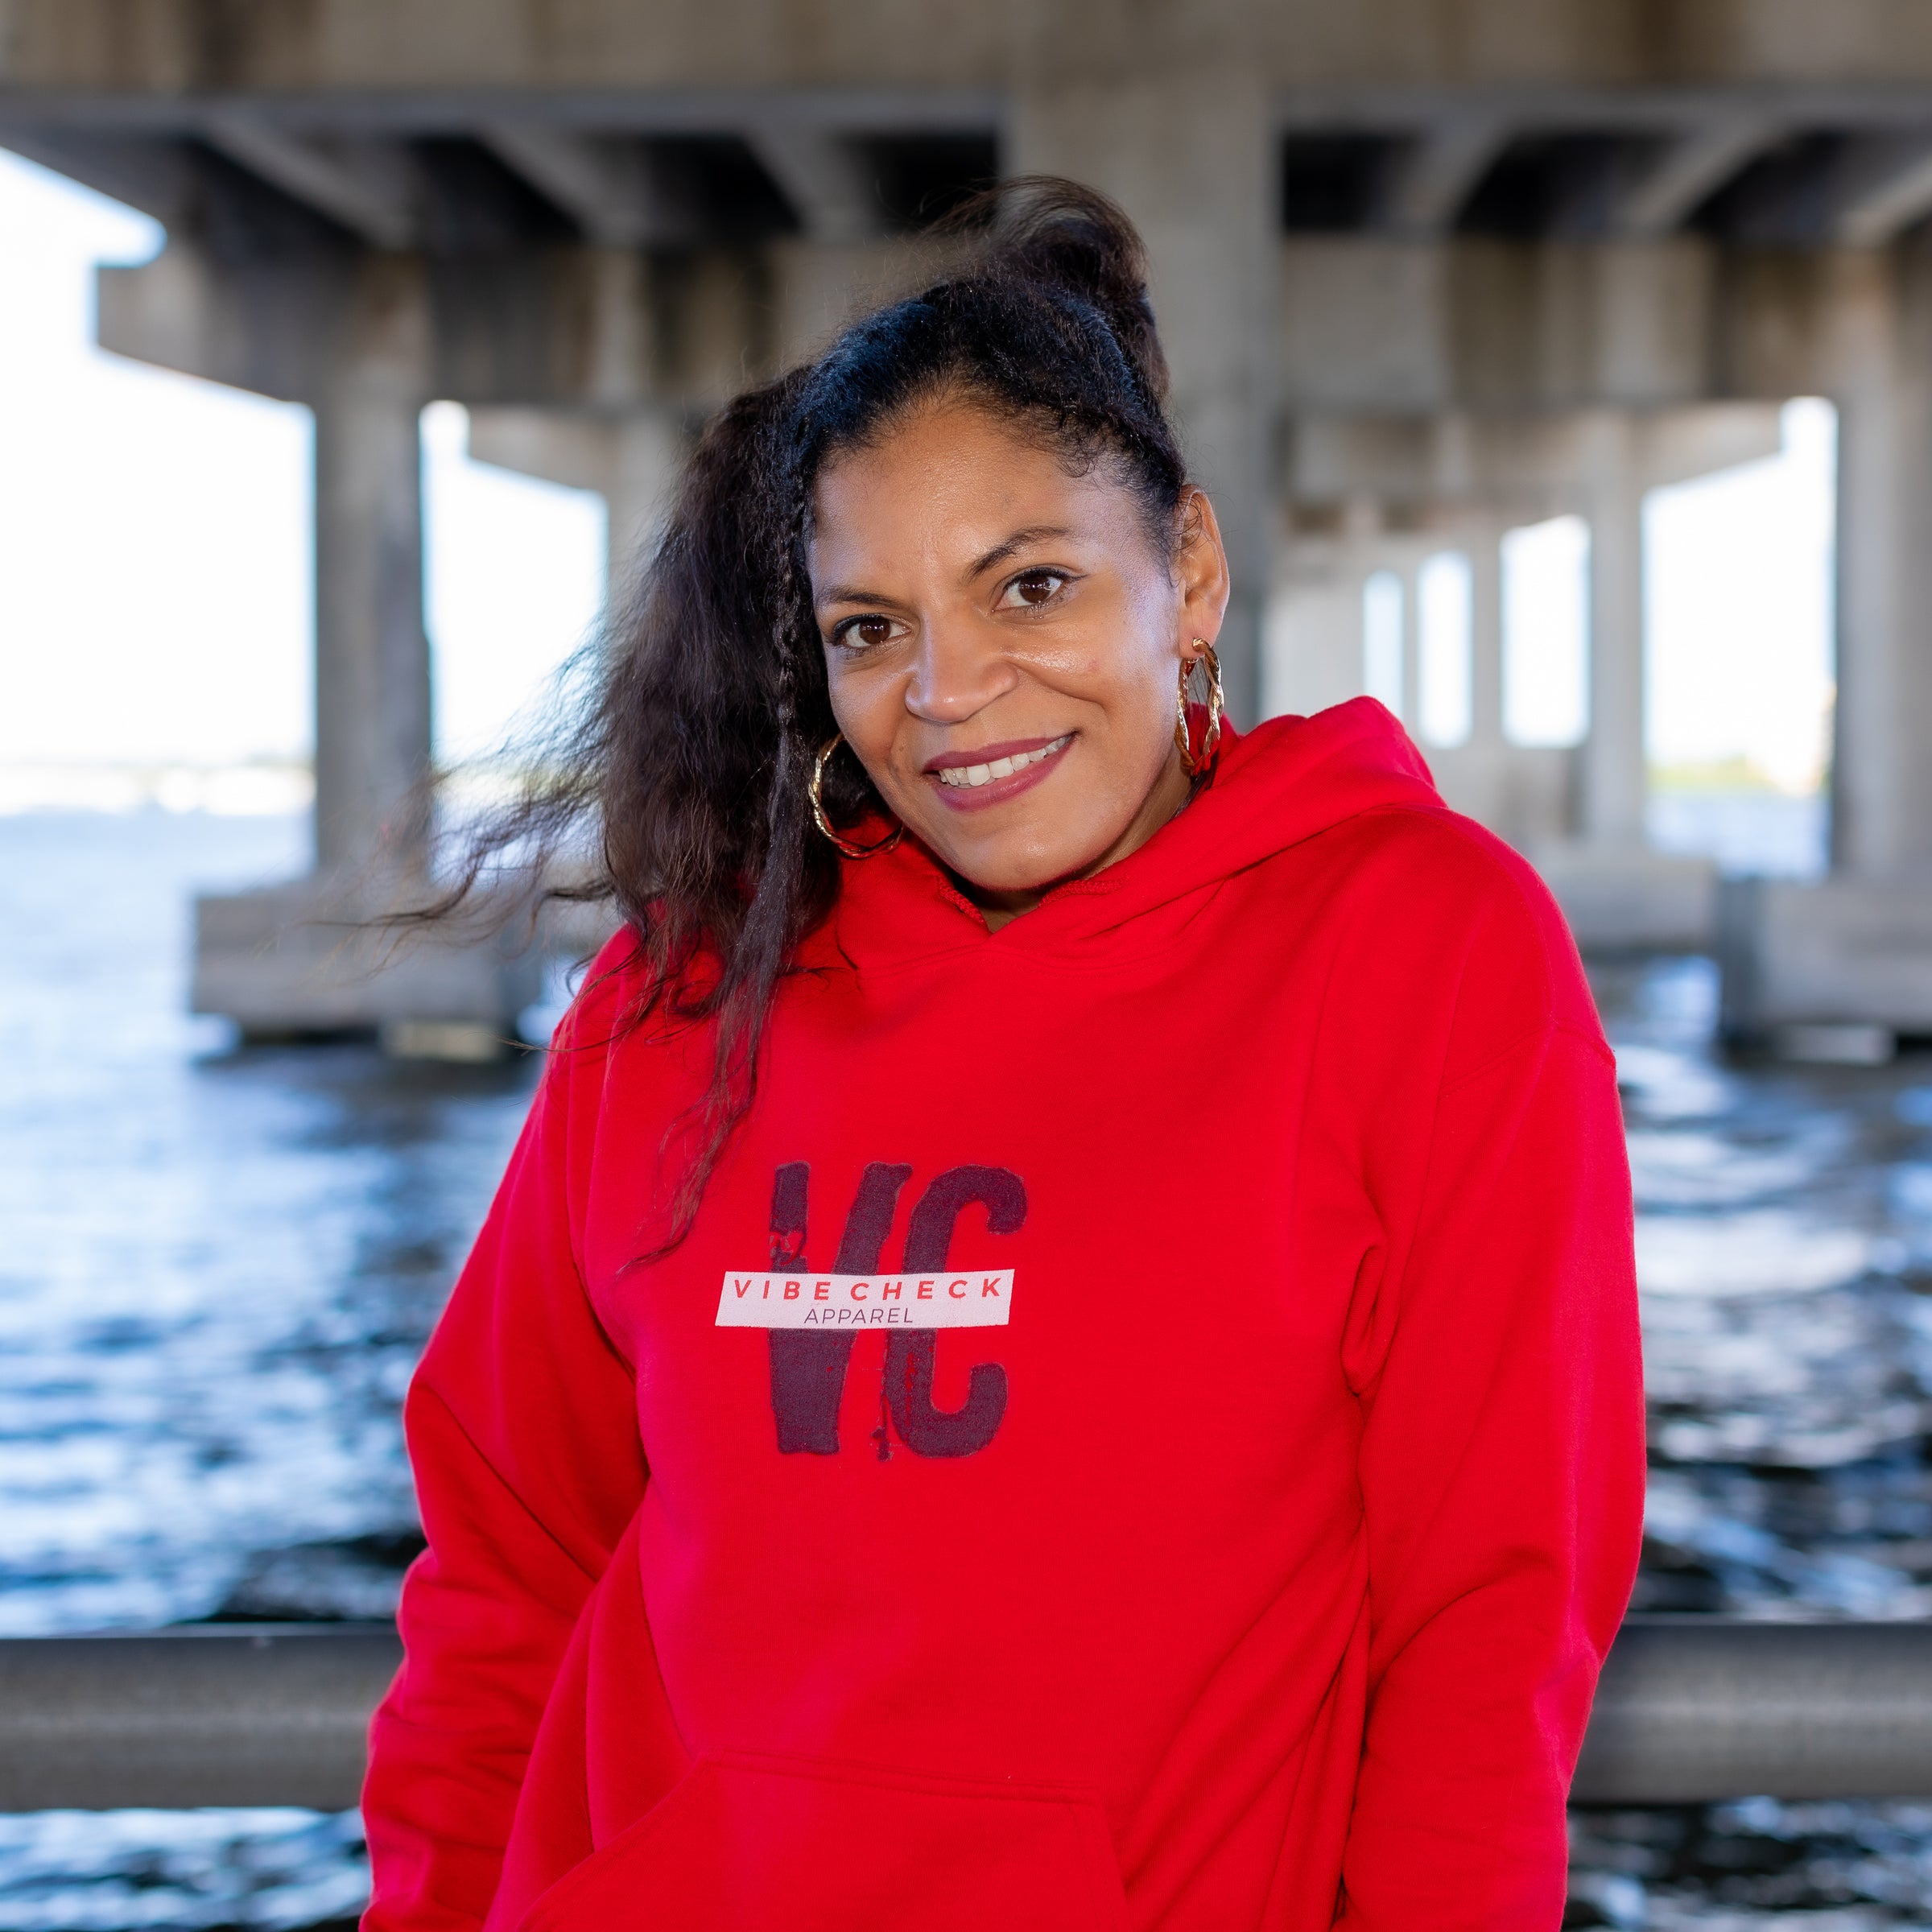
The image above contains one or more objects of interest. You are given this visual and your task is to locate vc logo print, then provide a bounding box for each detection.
[714,1162,1026,1460]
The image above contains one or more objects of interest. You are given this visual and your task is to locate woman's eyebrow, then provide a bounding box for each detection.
[815,582,898,610]
[965,524,1075,580]
[815,524,1077,609]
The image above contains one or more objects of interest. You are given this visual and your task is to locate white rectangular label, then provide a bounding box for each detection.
[716,1270,1014,1329]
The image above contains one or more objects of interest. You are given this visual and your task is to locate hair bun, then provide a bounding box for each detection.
[940,175,1169,408]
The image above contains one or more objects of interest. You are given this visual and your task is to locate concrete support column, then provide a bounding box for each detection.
[1828,245,1932,877]
[1008,48,1274,724]
[1426,514,1513,831]
[1582,414,1648,845]
[605,412,687,598]
[312,258,431,876]
[1469,517,1505,756]
[1718,245,1932,1038]
[1401,560,1423,739]
[193,254,542,1038]
[1462,515,1509,826]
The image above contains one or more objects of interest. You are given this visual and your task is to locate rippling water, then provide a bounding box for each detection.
[6,810,1932,1928]
[1609,954,1932,1628]
[0,811,536,1930]
[0,812,539,1641]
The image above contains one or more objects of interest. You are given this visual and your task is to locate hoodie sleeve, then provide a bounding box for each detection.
[361,1009,648,1932]
[1336,960,1645,1926]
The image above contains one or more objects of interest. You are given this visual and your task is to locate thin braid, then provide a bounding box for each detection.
[730,411,815,995]
[749,429,818,961]
[667,425,817,1238]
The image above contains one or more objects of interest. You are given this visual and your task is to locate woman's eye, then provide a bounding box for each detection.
[999,570,1068,610]
[835,615,903,650]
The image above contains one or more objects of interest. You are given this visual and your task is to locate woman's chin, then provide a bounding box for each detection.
[925,831,1106,905]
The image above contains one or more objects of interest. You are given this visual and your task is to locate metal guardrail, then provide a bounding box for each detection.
[2,1616,1931,1811]
[1575,1616,1932,1803]
[0,1624,400,1811]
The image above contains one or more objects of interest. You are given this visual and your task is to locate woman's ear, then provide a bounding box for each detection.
[1173,487,1232,650]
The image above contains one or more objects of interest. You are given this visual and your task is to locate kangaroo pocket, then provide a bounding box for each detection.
[518,1748,1129,1932]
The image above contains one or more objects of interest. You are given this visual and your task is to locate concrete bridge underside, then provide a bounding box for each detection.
[6,1,1932,1040]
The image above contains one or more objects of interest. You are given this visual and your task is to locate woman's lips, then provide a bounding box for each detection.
[924,733,1072,813]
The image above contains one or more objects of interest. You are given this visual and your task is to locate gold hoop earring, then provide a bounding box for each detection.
[809,735,902,860]
[1174,641,1225,777]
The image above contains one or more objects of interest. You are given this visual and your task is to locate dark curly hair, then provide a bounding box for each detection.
[438,176,1189,1246]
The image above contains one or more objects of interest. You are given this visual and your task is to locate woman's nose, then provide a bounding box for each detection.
[903,617,1018,724]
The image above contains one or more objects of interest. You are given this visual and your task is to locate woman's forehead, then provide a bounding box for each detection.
[811,409,1129,562]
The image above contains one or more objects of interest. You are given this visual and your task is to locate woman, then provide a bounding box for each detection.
[363,181,1644,1932]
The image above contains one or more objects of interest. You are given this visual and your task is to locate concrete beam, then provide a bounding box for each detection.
[741,126,880,242]
[1832,133,1932,246]
[93,215,1869,430]
[1637,400,1785,487]
[199,116,416,247]
[0,87,1005,145]
[1611,117,1782,237]
[1279,236,1724,414]
[97,238,353,403]
[1285,402,1781,511]
[15,0,1932,97]
[1381,117,1508,235]
[0,126,189,223]
[477,125,692,247]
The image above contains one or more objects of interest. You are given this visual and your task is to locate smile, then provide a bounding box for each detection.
[934,736,1071,790]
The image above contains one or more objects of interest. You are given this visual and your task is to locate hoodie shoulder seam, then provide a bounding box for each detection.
[1435,1014,1616,1098]
[1435,1020,1552,1097]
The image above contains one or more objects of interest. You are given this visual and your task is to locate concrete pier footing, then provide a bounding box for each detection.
[1719,875,1932,1049]
[192,874,547,1050]
[1534,844,1720,956]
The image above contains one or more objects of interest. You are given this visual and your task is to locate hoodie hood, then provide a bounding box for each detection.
[827,697,1443,966]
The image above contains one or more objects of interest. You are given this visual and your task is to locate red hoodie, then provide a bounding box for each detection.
[363,700,1645,1932]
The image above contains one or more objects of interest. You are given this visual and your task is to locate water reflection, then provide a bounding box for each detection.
[1572,1801,1932,1929]
[0,812,538,1640]
[0,1811,366,1932]
[1602,956,1932,1622]
[10,815,1932,1926]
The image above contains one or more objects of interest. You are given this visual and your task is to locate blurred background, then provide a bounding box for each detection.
[5,2,1932,1926]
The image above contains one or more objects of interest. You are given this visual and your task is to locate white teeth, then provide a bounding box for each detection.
[935,735,1071,789]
